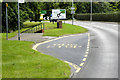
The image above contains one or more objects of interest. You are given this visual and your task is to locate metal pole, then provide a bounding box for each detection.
[6,3,8,40]
[102,0,103,13]
[90,0,92,21]
[18,1,20,40]
[72,0,74,25]
[43,23,45,30]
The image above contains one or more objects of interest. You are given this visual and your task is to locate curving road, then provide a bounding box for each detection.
[65,20,118,78]
[36,20,119,79]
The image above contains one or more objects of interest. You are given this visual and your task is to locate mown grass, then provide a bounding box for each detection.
[2,33,71,78]
[43,22,88,37]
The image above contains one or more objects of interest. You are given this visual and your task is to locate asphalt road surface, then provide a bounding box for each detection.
[36,20,118,79]
[37,33,88,66]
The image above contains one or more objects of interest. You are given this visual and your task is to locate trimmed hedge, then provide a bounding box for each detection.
[75,12,120,22]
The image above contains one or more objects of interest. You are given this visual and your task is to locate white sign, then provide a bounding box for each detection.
[18,0,24,3]
[52,9,66,19]
[71,7,75,10]
[71,11,75,14]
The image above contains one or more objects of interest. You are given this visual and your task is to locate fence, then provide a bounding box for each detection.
[22,23,45,33]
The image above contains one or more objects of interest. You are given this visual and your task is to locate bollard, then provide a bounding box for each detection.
[57,21,62,28]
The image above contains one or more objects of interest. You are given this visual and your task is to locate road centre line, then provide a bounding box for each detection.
[82,58,87,62]
[80,63,84,66]
[78,33,90,72]
[86,52,89,54]
[84,55,88,57]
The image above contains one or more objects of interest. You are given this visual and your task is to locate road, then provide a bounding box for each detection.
[35,20,118,79]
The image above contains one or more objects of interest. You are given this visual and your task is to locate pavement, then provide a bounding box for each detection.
[9,33,56,43]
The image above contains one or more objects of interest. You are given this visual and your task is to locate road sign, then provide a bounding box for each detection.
[71,11,75,14]
[40,14,44,20]
[71,7,75,10]
[18,0,24,3]
[40,10,47,14]
[52,9,66,19]
[6,3,8,7]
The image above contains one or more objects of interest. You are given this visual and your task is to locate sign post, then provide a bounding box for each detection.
[71,0,75,25]
[6,3,8,40]
[18,0,24,40]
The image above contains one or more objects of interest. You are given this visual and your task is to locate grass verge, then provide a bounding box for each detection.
[43,22,88,37]
[2,33,71,78]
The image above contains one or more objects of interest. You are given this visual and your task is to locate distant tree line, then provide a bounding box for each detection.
[2,2,120,32]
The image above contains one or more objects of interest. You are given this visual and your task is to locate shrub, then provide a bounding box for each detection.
[75,12,120,22]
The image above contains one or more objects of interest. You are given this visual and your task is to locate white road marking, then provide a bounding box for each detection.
[83,58,87,61]
[84,55,88,57]
[80,63,84,66]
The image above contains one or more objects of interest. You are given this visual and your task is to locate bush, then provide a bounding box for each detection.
[75,12,120,22]
[75,13,90,20]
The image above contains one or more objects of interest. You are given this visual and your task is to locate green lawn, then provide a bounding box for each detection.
[43,22,88,37]
[2,21,88,78]
[2,33,71,78]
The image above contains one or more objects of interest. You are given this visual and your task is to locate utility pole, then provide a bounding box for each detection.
[6,3,8,40]
[90,0,92,21]
[18,0,20,40]
[102,0,104,13]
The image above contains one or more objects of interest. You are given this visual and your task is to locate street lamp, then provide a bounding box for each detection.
[18,0,24,40]
[90,0,92,21]
[6,3,8,40]
[71,0,75,25]
[18,0,20,40]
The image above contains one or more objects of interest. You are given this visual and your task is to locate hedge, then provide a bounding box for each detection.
[75,12,120,22]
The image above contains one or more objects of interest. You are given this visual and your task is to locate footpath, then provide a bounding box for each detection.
[9,33,56,43]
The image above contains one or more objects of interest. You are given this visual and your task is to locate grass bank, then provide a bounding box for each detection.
[2,33,71,78]
[43,22,88,37]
